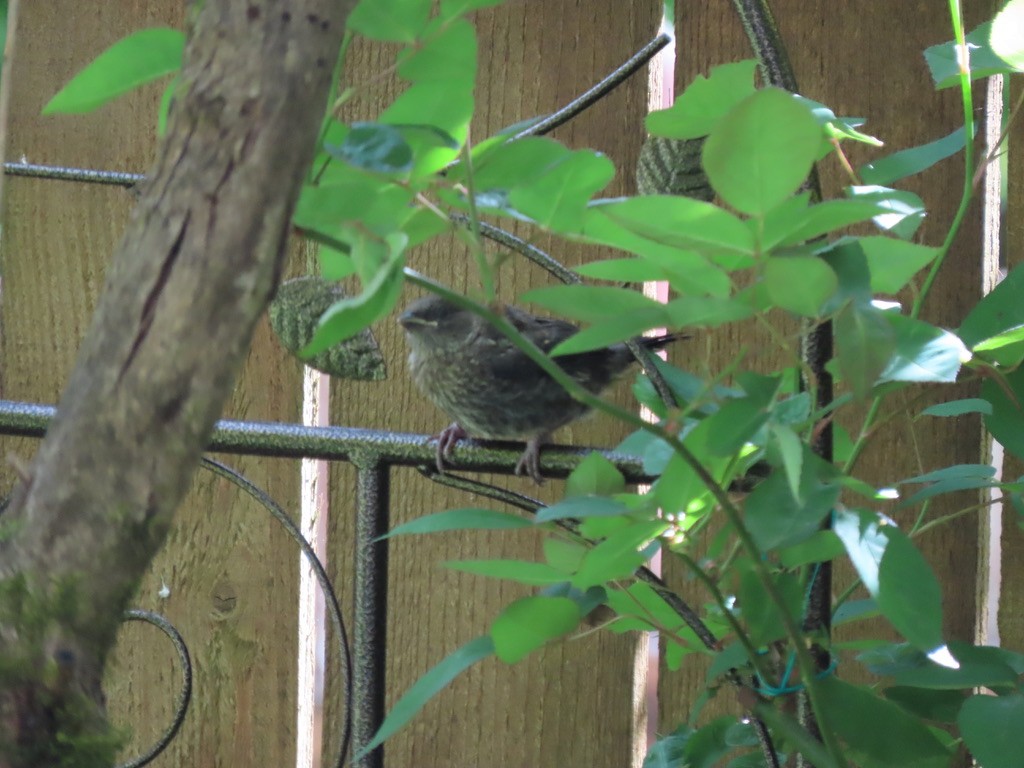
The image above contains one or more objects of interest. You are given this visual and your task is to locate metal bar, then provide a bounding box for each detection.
[0,399,656,483]
[3,161,144,187]
[351,461,389,768]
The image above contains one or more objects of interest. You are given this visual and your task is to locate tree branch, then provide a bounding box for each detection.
[0,2,353,763]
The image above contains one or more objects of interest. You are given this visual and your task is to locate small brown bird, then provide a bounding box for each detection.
[399,294,682,483]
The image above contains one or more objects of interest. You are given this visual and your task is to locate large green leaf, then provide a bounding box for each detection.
[763,256,837,317]
[703,88,821,216]
[572,520,666,589]
[534,495,629,522]
[818,677,952,768]
[859,237,939,294]
[43,28,184,114]
[877,528,946,655]
[645,60,758,139]
[491,596,580,663]
[744,449,840,551]
[959,693,1024,768]
[359,636,493,756]
[878,314,967,384]
[847,185,926,240]
[565,452,626,497]
[548,308,671,356]
[590,196,755,255]
[510,150,615,231]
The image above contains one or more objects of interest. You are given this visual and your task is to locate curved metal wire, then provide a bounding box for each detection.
[115,609,193,768]
[199,458,353,768]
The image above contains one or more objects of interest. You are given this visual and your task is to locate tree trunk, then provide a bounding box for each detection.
[0,2,353,764]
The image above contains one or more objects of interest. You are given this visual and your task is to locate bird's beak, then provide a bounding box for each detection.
[398,311,433,330]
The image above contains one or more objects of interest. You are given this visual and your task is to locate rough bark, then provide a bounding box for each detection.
[0,1,352,764]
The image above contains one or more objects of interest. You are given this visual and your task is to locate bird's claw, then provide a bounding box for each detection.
[514,436,545,485]
[434,423,467,473]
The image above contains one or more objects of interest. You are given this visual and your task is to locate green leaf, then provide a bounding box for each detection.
[795,95,882,147]
[591,196,755,255]
[924,21,1017,88]
[705,393,774,458]
[847,185,926,240]
[582,210,734,295]
[397,18,476,83]
[891,642,1019,690]
[548,308,671,357]
[566,452,626,497]
[444,559,568,585]
[878,528,945,654]
[359,636,493,756]
[920,398,992,418]
[665,296,753,328]
[751,705,841,768]
[960,261,1024,347]
[878,314,967,384]
[835,303,897,401]
[574,258,667,282]
[860,237,939,294]
[833,597,879,627]
[834,507,888,595]
[521,285,667,324]
[43,28,184,114]
[645,60,758,139]
[972,324,1024,368]
[959,693,1024,768]
[738,567,803,646]
[348,0,432,42]
[744,449,839,551]
[468,136,569,191]
[883,687,965,723]
[763,256,837,317]
[703,88,821,216]
[898,464,996,508]
[779,530,845,567]
[328,122,414,174]
[535,495,629,523]
[510,150,615,231]
[301,248,404,356]
[984,367,1024,462]
[818,677,952,768]
[769,199,885,248]
[381,508,532,538]
[491,596,580,663]
[438,0,505,22]
[991,0,1024,71]
[572,520,666,589]
[771,424,804,502]
[860,127,968,186]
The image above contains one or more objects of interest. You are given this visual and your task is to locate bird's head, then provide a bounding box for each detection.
[398,295,479,352]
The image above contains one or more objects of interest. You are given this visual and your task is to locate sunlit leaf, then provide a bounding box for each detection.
[645,60,758,139]
[521,285,666,324]
[348,0,432,42]
[859,237,939,294]
[43,28,184,114]
[991,0,1024,71]
[878,315,967,384]
[510,150,615,231]
[847,185,926,240]
[491,596,580,663]
[703,88,821,215]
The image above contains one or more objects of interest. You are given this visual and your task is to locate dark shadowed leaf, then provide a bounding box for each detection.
[959,693,1024,768]
[860,127,968,185]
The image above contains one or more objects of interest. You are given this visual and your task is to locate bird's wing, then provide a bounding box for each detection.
[503,305,579,353]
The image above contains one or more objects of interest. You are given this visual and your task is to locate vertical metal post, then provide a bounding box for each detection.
[352,460,390,768]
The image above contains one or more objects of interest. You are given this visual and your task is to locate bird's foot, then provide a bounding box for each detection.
[514,434,547,485]
[434,423,468,473]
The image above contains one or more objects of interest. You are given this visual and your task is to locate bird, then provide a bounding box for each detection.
[398,294,683,483]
